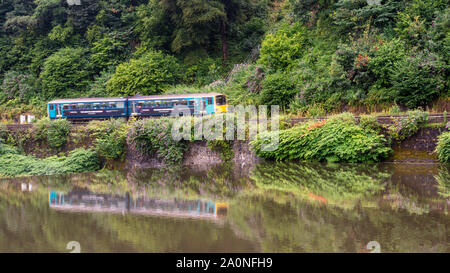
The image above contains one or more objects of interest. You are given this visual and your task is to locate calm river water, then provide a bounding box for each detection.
[0,162,448,253]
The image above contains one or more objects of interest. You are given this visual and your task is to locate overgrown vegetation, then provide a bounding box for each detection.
[0,148,100,177]
[88,119,128,161]
[35,118,71,150]
[128,118,188,165]
[387,110,429,141]
[251,113,392,163]
[0,0,448,120]
[435,131,450,163]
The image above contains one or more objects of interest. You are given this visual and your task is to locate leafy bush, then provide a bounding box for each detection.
[259,72,297,110]
[391,51,446,109]
[40,47,92,98]
[34,118,71,150]
[1,71,37,103]
[107,50,181,96]
[0,142,18,156]
[251,113,391,163]
[435,131,450,163]
[359,114,381,133]
[0,148,99,177]
[86,69,114,98]
[89,119,128,161]
[388,110,429,141]
[90,36,128,71]
[258,22,307,71]
[369,38,406,87]
[128,118,188,165]
[207,140,233,162]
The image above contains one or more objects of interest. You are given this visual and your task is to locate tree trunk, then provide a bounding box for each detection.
[220,19,228,61]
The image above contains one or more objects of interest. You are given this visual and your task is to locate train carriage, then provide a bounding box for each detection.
[48,97,128,120]
[128,93,228,117]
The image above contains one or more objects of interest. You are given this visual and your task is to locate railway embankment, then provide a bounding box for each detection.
[0,111,449,178]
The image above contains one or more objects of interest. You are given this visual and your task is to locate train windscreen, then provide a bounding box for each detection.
[216,95,227,106]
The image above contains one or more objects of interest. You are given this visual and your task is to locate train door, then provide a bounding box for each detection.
[48,104,56,119]
[199,98,206,114]
[204,97,215,114]
[55,104,62,118]
[130,101,138,115]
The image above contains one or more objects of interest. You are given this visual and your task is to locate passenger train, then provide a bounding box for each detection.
[48,92,228,120]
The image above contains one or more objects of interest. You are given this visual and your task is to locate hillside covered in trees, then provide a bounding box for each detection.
[0,0,448,118]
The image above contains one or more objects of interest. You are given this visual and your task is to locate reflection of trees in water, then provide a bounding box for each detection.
[250,162,389,204]
[125,163,251,199]
[435,165,450,198]
[228,192,449,253]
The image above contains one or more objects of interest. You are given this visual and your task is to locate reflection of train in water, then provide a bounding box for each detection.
[48,191,229,220]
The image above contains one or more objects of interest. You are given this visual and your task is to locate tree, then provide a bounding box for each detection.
[106,50,181,96]
[40,47,93,98]
[258,22,307,71]
[137,0,256,60]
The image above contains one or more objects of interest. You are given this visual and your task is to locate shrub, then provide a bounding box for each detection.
[359,114,381,133]
[62,148,101,173]
[391,51,446,109]
[0,148,100,177]
[34,118,71,150]
[40,47,92,98]
[107,50,181,96]
[90,119,128,161]
[251,113,391,163]
[369,38,406,87]
[258,22,307,71]
[1,71,37,103]
[0,142,18,156]
[207,140,233,162]
[90,36,128,71]
[86,69,114,98]
[388,110,428,141]
[128,118,187,165]
[435,131,450,163]
[259,72,297,110]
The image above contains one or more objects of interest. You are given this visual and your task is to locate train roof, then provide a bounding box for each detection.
[48,93,225,104]
[128,92,224,101]
[48,97,128,104]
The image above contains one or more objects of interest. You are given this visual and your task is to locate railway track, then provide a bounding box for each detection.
[290,113,448,125]
[3,113,448,129]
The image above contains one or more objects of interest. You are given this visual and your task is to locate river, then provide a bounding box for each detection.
[0,162,448,253]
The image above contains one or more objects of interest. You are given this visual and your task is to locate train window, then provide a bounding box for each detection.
[116,102,124,108]
[93,103,100,109]
[188,100,194,106]
[207,98,213,104]
[63,105,69,110]
[86,104,93,109]
[49,105,54,110]
[180,99,187,105]
[72,105,77,110]
[216,95,226,106]
[77,103,84,109]
[101,103,108,108]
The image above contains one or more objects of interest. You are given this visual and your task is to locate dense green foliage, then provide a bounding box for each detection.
[128,118,188,165]
[0,0,447,119]
[251,113,392,163]
[106,50,181,96]
[387,110,429,141]
[0,148,100,177]
[435,130,450,163]
[88,119,128,161]
[35,118,71,150]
